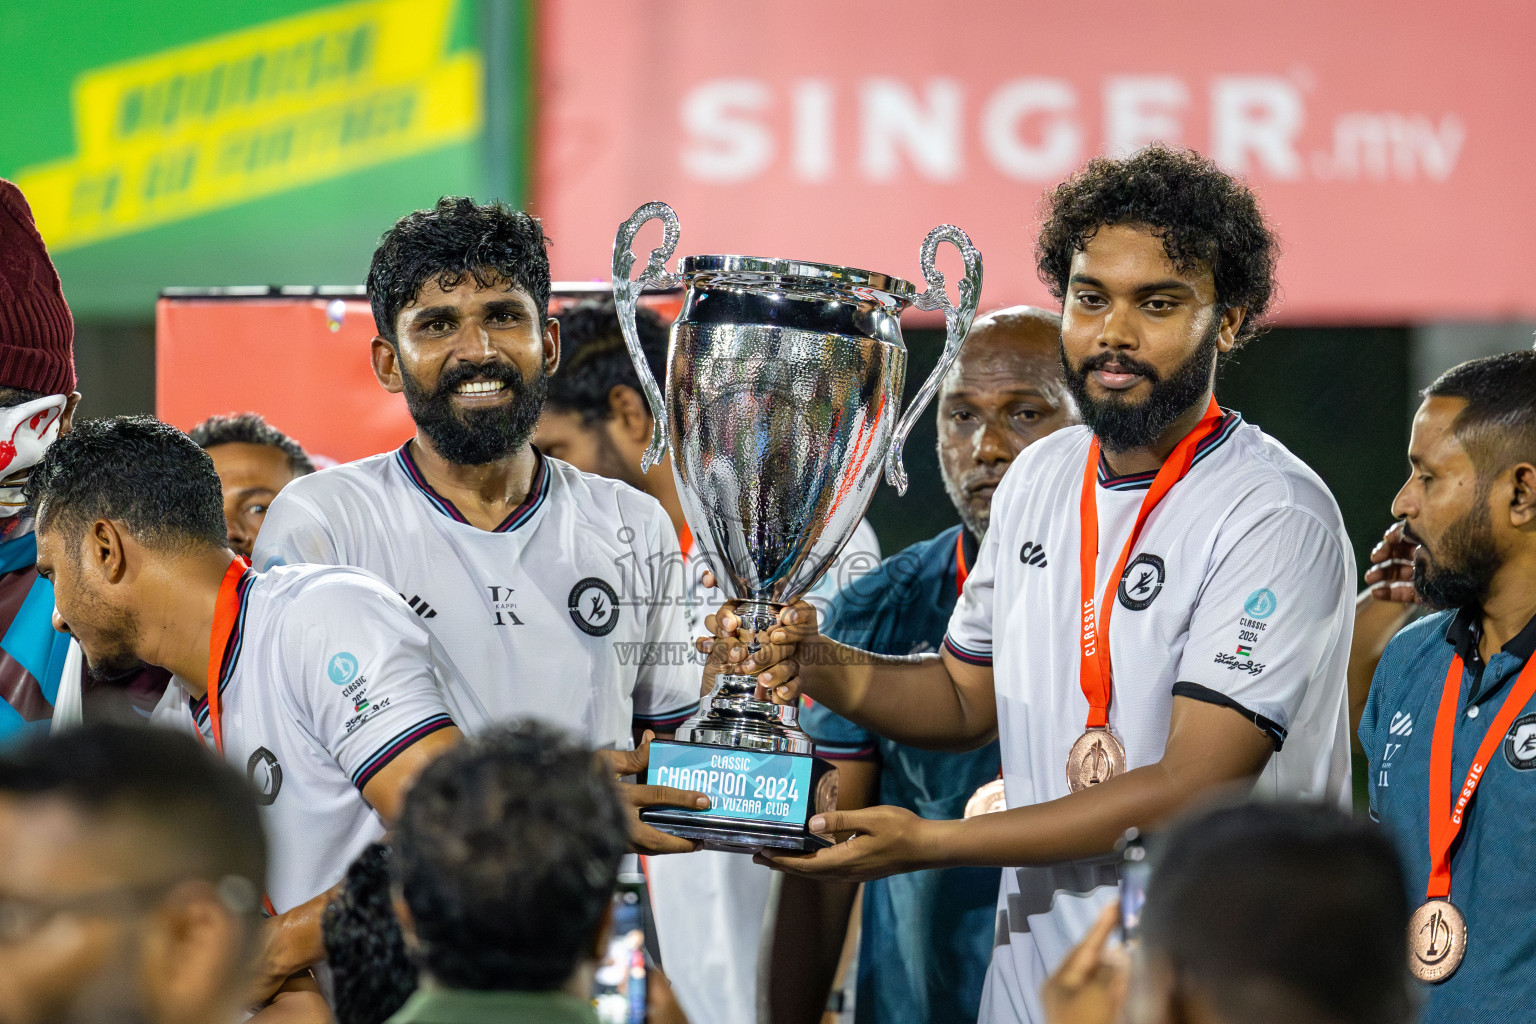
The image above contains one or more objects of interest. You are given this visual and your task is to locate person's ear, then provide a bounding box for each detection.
[138,882,249,1024]
[59,392,82,435]
[87,520,132,585]
[543,317,561,375]
[589,896,616,961]
[1509,462,1536,529]
[607,385,655,443]
[1217,306,1246,353]
[372,337,405,394]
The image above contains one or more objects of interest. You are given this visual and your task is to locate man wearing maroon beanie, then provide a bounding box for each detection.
[0,179,86,743]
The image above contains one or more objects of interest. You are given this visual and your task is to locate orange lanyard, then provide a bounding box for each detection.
[204,559,246,756]
[954,531,969,597]
[679,522,693,563]
[202,558,275,917]
[1425,649,1536,899]
[1076,398,1222,730]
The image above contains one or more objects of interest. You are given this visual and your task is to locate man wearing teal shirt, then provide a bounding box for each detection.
[386,723,629,1024]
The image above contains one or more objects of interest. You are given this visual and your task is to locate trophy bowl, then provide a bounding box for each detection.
[613,201,981,851]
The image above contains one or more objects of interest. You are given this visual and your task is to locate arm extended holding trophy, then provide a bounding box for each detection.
[700,605,1276,881]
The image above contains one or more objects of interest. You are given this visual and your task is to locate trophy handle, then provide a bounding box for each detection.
[884,224,984,494]
[612,201,682,471]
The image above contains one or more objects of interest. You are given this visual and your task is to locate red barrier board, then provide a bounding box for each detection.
[533,0,1536,323]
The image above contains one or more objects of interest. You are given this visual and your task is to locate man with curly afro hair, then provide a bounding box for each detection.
[715,145,1356,1024]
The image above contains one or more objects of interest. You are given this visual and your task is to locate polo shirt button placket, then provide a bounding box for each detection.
[1467,705,1480,719]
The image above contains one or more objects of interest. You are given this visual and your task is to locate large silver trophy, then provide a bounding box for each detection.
[614,201,981,851]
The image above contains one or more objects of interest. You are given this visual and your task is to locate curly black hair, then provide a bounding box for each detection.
[189,412,316,476]
[391,722,628,991]
[322,844,417,1024]
[367,196,551,344]
[1035,145,1278,344]
[25,416,227,552]
[548,298,668,423]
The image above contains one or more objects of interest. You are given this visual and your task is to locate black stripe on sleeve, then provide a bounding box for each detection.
[1171,682,1287,751]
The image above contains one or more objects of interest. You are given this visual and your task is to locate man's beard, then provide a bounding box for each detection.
[939,443,996,540]
[75,605,145,680]
[402,359,549,466]
[1410,496,1502,611]
[1061,318,1220,454]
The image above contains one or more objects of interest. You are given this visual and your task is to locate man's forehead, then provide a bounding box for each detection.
[1070,223,1213,289]
[404,273,534,311]
[945,328,1061,394]
[1410,396,1472,458]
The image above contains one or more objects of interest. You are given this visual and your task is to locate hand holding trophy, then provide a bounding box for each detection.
[612,202,981,852]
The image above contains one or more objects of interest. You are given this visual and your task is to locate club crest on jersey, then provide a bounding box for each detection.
[1117,554,1165,611]
[247,747,282,806]
[568,577,621,636]
[327,652,359,685]
[1505,713,1536,770]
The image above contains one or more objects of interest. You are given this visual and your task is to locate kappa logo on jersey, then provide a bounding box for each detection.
[1389,712,1414,737]
[1505,713,1536,770]
[247,747,282,806]
[1117,554,1165,611]
[327,652,359,685]
[1244,588,1278,620]
[486,585,524,627]
[568,577,621,636]
[1018,541,1048,567]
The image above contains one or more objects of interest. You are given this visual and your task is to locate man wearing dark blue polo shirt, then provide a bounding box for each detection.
[1361,350,1536,1022]
[766,307,1079,1024]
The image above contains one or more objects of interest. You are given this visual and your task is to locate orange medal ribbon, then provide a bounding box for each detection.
[1424,650,1536,899]
[204,559,247,756]
[954,531,970,598]
[1075,398,1222,730]
[202,558,274,917]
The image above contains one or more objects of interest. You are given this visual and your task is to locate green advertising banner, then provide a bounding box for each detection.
[1,0,523,318]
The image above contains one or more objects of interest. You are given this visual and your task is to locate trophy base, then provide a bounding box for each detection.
[639,809,833,853]
[643,737,839,854]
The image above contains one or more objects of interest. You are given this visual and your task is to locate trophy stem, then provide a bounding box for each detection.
[674,600,813,754]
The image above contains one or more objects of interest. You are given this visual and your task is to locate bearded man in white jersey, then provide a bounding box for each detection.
[253,198,706,857]
[26,416,489,1020]
[703,145,1356,1024]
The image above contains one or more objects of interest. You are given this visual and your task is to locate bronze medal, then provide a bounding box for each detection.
[1067,728,1126,792]
[964,778,1008,818]
[1408,899,1466,983]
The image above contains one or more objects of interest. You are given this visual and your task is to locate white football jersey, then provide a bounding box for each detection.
[151,564,490,913]
[943,414,1354,1024]
[648,521,881,1024]
[253,445,700,751]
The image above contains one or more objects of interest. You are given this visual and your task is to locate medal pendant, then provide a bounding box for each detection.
[1067,728,1126,793]
[1408,899,1466,983]
[964,778,1008,818]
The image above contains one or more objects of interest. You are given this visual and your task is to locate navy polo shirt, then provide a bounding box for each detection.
[1360,604,1536,1023]
[802,525,1002,1024]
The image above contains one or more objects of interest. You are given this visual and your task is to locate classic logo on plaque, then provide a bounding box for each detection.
[613,201,982,852]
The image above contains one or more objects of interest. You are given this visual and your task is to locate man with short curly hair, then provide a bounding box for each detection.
[254,198,707,852]
[707,146,1355,1024]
